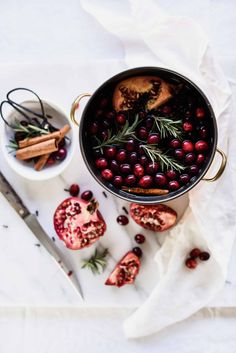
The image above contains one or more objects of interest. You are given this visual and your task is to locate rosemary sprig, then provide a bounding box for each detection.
[152,115,183,139]
[81,248,109,275]
[141,144,185,172]
[93,114,140,149]
[11,120,50,137]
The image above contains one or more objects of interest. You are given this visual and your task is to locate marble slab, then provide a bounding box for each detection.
[0,62,235,307]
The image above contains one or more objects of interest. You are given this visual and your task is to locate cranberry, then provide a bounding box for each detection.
[185,258,197,269]
[179,174,190,184]
[59,138,66,148]
[185,152,196,164]
[129,152,138,165]
[199,251,210,261]
[196,107,205,120]
[69,184,80,197]
[145,162,159,174]
[155,173,168,186]
[55,148,67,161]
[99,98,108,108]
[174,149,185,159]
[106,111,115,120]
[110,160,120,172]
[162,105,172,114]
[100,130,108,140]
[145,116,154,129]
[95,157,108,169]
[185,110,192,119]
[166,169,178,180]
[116,113,126,125]
[125,139,136,152]
[102,119,112,129]
[132,247,142,258]
[138,127,148,140]
[196,153,205,165]
[95,109,103,118]
[46,156,55,166]
[81,190,93,201]
[116,149,127,162]
[133,164,144,177]
[147,133,160,145]
[113,175,123,187]
[125,174,136,186]
[182,140,194,153]
[93,148,102,159]
[138,175,153,188]
[199,126,208,139]
[139,155,148,166]
[138,144,145,155]
[117,215,129,225]
[183,122,193,132]
[139,111,146,119]
[89,121,99,134]
[169,139,181,149]
[168,180,180,190]
[195,140,208,152]
[101,169,113,180]
[120,163,131,174]
[105,146,116,159]
[189,248,202,258]
[134,234,145,244]
[189,165,199,175]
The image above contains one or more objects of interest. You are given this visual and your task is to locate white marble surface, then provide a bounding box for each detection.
[0,0,236,351]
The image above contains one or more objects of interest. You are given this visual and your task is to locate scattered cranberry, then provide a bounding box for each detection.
[199,251,210,261]
[185,152,196,164]
[116,113,126,125]
[189,165,199,175]
[146,162,159,174]
[196,107,205,120]
[174,149,185,160]
[166,169,178,180]
[138,175,153,188]
[125,174,136,186]
[169,138,181,149]
[183,122,193,132]
[105,146,116,159]
[125,139,136,152]
[139,155,148,166]
[116,149,127,162]
[168,180,180,191]
[129,152,138,164]
[101,169,113,180]
[95,158,108,169]
[182,140,194,153]
[120,163,131,174]
[81,190,93,201]
[113,175,123,187]
[195,140,208,152]
[110,160,120,172]
[134,234,146,244]
[138,127,148,140]
[190,248,202,259]
[55,148,67,161]
[133,164,144,177]
[179,174,190,184]
[69,184,80,197]
[196,154,205,165]
[185,258,197,269]
[147,133,160,145]
[117,215,129,225]
[155,173,168,186]
[132,247,142,258]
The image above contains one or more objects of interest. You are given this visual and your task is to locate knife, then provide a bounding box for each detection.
[0,172,83,300]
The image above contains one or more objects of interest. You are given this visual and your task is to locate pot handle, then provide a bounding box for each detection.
[203,148,227,182]
[70,93,92,126]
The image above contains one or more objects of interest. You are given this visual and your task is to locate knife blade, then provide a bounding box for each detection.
[0,172,83,300]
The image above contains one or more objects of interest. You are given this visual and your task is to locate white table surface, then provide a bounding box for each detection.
[0,0,236,351]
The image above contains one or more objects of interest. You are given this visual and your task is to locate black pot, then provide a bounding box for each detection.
[70,67,227,204]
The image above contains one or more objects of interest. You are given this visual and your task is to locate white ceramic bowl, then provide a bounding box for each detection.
[0,100,76,180]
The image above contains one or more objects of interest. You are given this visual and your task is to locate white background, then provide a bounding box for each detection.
[0,0,236,352]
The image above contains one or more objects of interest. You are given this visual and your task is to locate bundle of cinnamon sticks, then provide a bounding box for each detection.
[16,124,71,171]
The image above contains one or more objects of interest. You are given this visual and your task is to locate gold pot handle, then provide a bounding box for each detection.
[70,93,92,126]
[203,148,227,182]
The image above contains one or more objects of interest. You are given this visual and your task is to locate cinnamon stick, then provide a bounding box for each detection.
[34,124,71,171]
[121,186,169,195]
[19,130,62,148]
[16,139,58,161]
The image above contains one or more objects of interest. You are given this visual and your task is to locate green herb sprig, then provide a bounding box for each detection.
[81,248,109,275]
[152,115,183,139]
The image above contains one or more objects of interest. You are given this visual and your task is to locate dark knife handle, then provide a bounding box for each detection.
[0,172,30,218]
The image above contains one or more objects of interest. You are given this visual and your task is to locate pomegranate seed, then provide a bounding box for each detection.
[101,169,113,180]
[113,175,123,187]
[168,180,180,191]
[166,170,177,180]
[125,174,136,186]
[145,162,159,174]
[189,248,202,258]
[185,153,196,164]
[182,140,194,153]
[116,113,126,125]
[134,234,145,244]
[196,107,205,120]
[133,164,145,177]
[185,258,197,269]
[69,184,80,197]
[132,247,142,258]
[199,251,210,261]
[147,133,160,144]
[174,149,185,159]
[155,173,168,186]
[196,153,205,165]
[183,122,193,132]
[81,190,93,201]
[120,164,132,174]
[138,175,153,188]
[117,215,129,225]
[169,139,181,149]
[179,174,190,184]
[116,149,127,162]
[195,140,208,152]
[95,158,108,169]
[55,148,67,161]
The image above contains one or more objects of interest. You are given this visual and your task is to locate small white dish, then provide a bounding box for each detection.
[0,100,76,181]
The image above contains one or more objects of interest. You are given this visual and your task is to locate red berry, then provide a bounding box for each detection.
[147,133,160,145]
[134,234,145,244]
[179,174,190,184]
[196,107,205,120]
[120,164,132,174]
[195,140,208,152]
[174,149,185,159]
[117,215,129,225]
[185,153,196,164]
[113,175,123,187]
[138,175,153,188]
[89,121,99,134]
[116,149,127,162]
[110,160,120,172]
[139,155,148,166]
[169,139,181,149]
[101,169,113,180]
[196,153,205,165]
[69,184,80,197]
[95,158,108,169]
[105,147,116,159]
[46,156,56,166]
[189,165,199,175]
[183,122,193,132]
[162,105,172,114]
[189,248,202,258]
[55,148,67,161]
[116,113,126,125]
[145,162,159,175]
[100,130,108,140]
[155,173,167,186]
[129,152,138,165]
[106,111,115,120]
[125,174,136,186]
[138,127,148,140]
[132,247,142,258]
[185,258,197,269]
[81,190,93,201]
[199,126,208,139]
[145,116,154,129]
[99,98,108,108]
[133,164,144,178]
[125,139,136,152]
[166,170,178,180]
[199,251,210,261]
[168,180,180,191]
[182,140,194,153]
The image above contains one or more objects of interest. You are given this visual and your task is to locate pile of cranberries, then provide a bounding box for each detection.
[88,84,212,194]
[185,248,211,269]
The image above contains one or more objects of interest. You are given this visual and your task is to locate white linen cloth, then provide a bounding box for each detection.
[81,0,236,337]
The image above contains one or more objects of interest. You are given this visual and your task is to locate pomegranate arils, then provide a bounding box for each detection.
[132,247,142,258]
[81,190,93,201]
[183,122,193,132]
[117,215,129,225]
[69,184,80,197]
[196,107,205,120]
[185,258,197,269]
[199,251,210,261]
[182,140,194,153]
[147,133,160,145]
[138,175,153,188]
[189,248,202,259]
[195,140,208,152]
[95,158,108,169]
[116,113,126,125]
[133,164,144,177]
[155,173,167,186]
[101,169,113,180]
[134,234,145,244]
